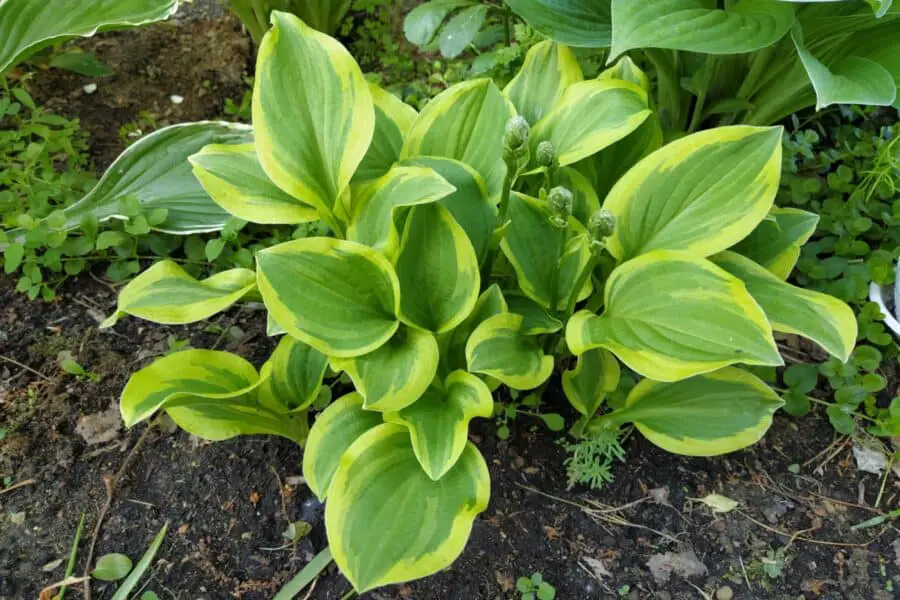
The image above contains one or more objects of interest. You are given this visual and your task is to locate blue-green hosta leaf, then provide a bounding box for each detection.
[257,335,329,413]
[601,367,784,456]
[253,11,373,224]
[120,349,308,443]
[101,260,255,327]
[730,207,819,280]
[189,143,319,225]
[400,157,496,266]
[53,122,251,235]
[791,21,897,109]
[566,251,782,382]
[501,193,593,310]
[353,83,418,183]
[604,126,782,261]
[404,0,472,45]
[442,284,507,372]
[326,424,490,592]
[401,78,515,196]
[466,313,554,389]
[562,348,620,417]
[302,393,383,499]
[505,294,563,335]
[712,251,857,362]
[256,238,400,358]
[439,5,488,58]
[505,0,612,48]
[0,0,178,74]
[610,0,795,58]
[504,40,583,125]
[330,326,440,412]
[394,203,480,333]
[530,80,650,169]
[384,371,493,480]
[346,165,456,255]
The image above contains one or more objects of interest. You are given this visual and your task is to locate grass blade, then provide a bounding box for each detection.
[56,513,86,600]
[110,523,168,600]
[273,546,333,600]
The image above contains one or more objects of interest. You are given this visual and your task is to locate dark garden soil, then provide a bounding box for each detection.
[2,7,899,600]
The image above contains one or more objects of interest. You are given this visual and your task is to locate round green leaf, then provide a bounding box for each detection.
[92,553,133,581]
[257,335,329,413]
[562,348,620,417]
[256,238,401,358]
[325,424,490,592]
[466,313,554,390]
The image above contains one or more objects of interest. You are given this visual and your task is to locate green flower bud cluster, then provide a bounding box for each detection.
[536,141,557,170]
[503,116,531,175]
[548,186,573,229]
[588,208,616,254]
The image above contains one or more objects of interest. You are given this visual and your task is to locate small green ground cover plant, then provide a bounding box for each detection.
[777,107,900,438]
[517,572,556,600]
[89,13,857,593]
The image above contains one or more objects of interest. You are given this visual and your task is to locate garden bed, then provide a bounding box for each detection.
[1,4,899,600]
[1,275,898,599]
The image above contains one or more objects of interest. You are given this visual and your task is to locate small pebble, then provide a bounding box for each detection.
[716,585,734,600]
[170,94,184,104]
[9,511,25,525]
[83,83,97,94]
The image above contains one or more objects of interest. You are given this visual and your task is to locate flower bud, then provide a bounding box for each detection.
[589,208,616,239]
[547,186,573,229]
[503,116,530,153]
[536,141,556,169]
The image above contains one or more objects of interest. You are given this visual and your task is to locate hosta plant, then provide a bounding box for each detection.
[99,14,856,593]
[504,0,900,130]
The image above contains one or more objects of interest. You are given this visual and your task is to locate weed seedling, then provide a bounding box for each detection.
[517,572,555,600]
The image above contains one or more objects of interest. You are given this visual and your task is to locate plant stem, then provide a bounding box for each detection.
[737,46,775,101]
[503,9,511,46]
[564,254,598,317]
[687,89,707,133]
[643,49,685,131]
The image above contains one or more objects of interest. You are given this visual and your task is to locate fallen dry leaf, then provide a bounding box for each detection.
[249,491,261,506]
[581,556,611,580]
[495,570,515,592]
[801,579,829,596]
[544,526,560,541]
[646,550,708,584]
[697,493,739,513]
[75,402,121,445]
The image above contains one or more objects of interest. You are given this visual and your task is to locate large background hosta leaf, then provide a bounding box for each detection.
[505,0,612,48]
[0,0,178,74]
[610,0,794,58]
[326,424,490,592]
[49,122,251,235]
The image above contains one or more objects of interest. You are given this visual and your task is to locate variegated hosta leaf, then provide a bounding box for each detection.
[189,143,319,224]
[0,0,178,74]
[120,349,308,443]
[466,313,554,390]
[554,167,601,226]
[598,56,650,93]
[330,325,440,412]
[730,207,819,280]
[253,12,374,221]
[501,193,593,311]
[100,260,255,327]
[401,78,515,196]
[353,83,418,183]
[346,165,456,254]
[326,424,490,592]
[562,348,620,417]
[54,122,252,235]
[592,114,663,200]
[503,40,584,125]
[601,367,784,456]
[712,252,857,362]
[791,21,897,109]
[530,80,651,169]
[302,393,383,499]
[505,0,612,48]
[610,0,795,58]
[401,156,497,266]
[506,294,563,335]
[384,371,493,480]
[394,203,480,333]
[566,251,783,382]
[604,126,783,261]
[257,335,329,413]
[441,284,508,373]
[256,238,400,358]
